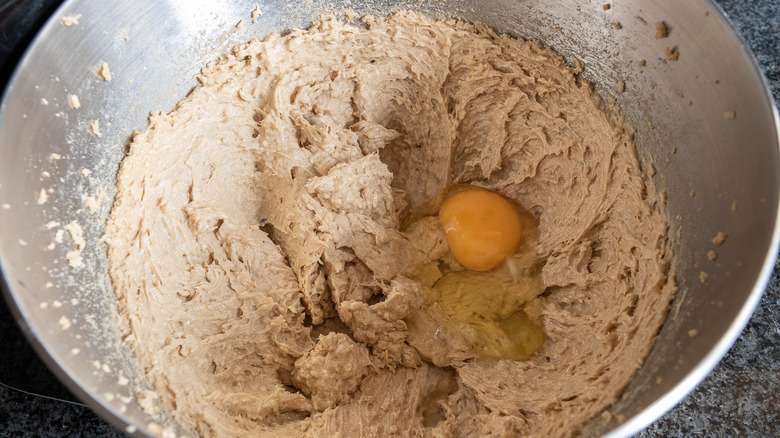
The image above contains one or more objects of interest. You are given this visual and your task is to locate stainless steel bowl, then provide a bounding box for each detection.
[1,0,778,436]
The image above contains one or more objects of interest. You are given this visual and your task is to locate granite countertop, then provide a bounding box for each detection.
[1,0,779,436]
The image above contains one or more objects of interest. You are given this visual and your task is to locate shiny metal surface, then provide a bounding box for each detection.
[0,0,778,436]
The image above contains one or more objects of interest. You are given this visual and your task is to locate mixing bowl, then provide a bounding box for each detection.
[1,0,778,436]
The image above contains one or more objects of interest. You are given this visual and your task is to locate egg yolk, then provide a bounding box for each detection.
[439,188,522,271]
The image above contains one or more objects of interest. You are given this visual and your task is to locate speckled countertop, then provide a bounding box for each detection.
[1,0,779,436]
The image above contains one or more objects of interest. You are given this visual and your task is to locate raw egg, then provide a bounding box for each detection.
[438,187,522,271]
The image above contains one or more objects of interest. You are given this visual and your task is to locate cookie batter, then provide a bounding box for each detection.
[104,11,675,437]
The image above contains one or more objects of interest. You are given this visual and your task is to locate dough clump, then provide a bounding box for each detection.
[105,11,675,437]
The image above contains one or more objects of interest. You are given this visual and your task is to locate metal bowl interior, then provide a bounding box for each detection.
[1,0,778,436]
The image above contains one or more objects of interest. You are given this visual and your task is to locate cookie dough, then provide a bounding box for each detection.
[104,11,675,437]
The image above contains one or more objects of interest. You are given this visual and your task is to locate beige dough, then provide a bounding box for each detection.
[104,11,675,437]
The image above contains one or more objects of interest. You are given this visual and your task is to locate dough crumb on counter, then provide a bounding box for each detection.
[724,110,736,119]
[603,3,611,10]
[712,231,727,245]
[638,59,647,67]
[97,62,112,81]
[60,14,81,26]
[655,21,669,38]
[235,19,244,29]
[89,120,102,137]
[731,201,738,211]
[687,329,698,337]
[49,153,62,160]
[707,250,717,261]
[699,271,709,283]
[617,80,626,93]
[68,94,81,109]
[251,5,262,18]
[41,98,49,105]
[665,46,679,61]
